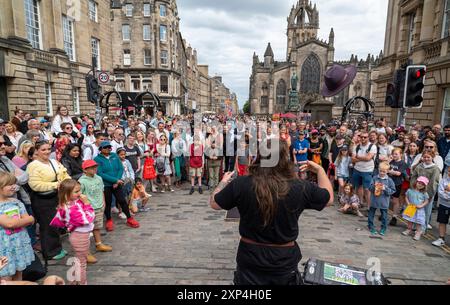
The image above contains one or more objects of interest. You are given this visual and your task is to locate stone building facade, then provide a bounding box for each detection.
[110,0,236,116]
[372,0,450,127]
[0,0,237,120]
[0,0,114,120]
[111,0,183,115]
[250,0,378,122]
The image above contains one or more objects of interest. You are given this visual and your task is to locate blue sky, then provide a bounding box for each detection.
[177,0,389,108]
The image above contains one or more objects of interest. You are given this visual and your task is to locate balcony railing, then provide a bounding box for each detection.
[34,50,56,65]
[424,40,442,61]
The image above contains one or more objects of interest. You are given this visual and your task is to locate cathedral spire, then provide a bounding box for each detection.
[329,27,334,46]
[264,43,274,57]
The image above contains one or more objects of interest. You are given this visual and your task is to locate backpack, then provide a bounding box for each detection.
[355,143,378,165]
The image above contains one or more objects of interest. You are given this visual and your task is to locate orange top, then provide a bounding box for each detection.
[131,185,148,200]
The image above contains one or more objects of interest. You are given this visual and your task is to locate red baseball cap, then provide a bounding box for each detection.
[82,160,98,170]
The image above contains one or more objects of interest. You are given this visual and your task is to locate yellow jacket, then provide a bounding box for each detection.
[26,159,71,192]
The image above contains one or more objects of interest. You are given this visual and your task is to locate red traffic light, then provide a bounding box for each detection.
[414,68,426,79]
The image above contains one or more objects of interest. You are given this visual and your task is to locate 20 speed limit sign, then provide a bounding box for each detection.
[98,72,110,84]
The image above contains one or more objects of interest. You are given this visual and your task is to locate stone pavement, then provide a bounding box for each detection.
[44,187,450,285]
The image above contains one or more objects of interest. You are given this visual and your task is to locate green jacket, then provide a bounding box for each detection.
[94,153,124,187]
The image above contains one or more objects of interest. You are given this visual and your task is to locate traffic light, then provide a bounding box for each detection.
[85,74,101,104]
[403,65,426,108]
[385,69,406,108]
[385,83,397,107]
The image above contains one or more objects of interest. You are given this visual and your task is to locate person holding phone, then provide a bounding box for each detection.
[209,140,333,285]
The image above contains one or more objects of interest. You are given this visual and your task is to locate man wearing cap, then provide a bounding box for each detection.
[79,160,112,260]
[351,132,378,208]
[39,118,54,145]
[94,141,140,231]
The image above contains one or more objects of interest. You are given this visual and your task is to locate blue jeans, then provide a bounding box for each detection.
[368,207,388,231]
[25,204,37,246]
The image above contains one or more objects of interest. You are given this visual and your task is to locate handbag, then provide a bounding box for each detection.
[143,157,157,180]
[22,252,47,282]
[403,204,417,218]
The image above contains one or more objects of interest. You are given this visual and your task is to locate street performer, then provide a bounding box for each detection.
[209,140,333,285]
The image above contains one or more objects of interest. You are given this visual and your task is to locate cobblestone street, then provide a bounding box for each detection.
[43,187,450,285]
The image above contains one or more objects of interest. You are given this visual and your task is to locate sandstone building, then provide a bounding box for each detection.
[249,0,379,122]
[0,0,114,119]
[0,0,237,120]
[371,0,450,127]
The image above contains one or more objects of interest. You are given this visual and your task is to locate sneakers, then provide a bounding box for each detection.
[126,217,140,228]
[413,231,421,241]
[389,217,397,226]
[96,243,112,252]
[111,207,120,214]
[427,224,432,230]
[432,238,445,247]
[52,249,67,260]
[139,207,151,212]
[160,186,165,193]
[105,219,114,232]
[356,211,364,217]
[198,187,203,194]
[379,229,386,236]
[402,229,412,236]
[370,229,378,236]
[118,212,126,220]
[87,254,98,264]
[168,186,175,192]
[189,187,195,195]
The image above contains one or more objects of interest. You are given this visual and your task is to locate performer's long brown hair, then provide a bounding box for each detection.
[249,140,297,227]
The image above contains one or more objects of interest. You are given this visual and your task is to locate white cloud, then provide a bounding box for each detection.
[177,0,389,108]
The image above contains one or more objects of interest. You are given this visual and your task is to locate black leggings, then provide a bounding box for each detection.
[31,193,62,260]
[104,185,131,220]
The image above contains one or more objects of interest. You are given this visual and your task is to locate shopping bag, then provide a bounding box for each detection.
[403,204,417,218]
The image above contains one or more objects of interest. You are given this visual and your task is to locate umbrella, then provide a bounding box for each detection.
[281,113,297,119]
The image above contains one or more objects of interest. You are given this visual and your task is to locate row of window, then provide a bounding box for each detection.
[124,3,167,17]
[123,49,168,66]
[122,24,167,42]
[44,83,80,116]
[116,76,169,93]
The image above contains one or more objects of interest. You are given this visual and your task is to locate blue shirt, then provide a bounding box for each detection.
[293,139,310,162]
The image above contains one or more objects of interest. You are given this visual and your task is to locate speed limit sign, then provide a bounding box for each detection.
[98,71,110,84]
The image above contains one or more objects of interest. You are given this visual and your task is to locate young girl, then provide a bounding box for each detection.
[410,151,441,231]
[50,179,95,285]
[402,176,430,241]
[401,141,419,209]
[388,148,408,226]
[129,178,151,213]
[0,172,34,281]
[338,183,363,217]
[334,145,351,197]
[156,135,173,193]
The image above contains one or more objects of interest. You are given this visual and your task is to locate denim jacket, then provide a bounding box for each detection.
[369,175,396,209]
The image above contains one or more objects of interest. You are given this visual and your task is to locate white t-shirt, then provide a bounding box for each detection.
[352,143,378,173]
[111,140,124,154]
